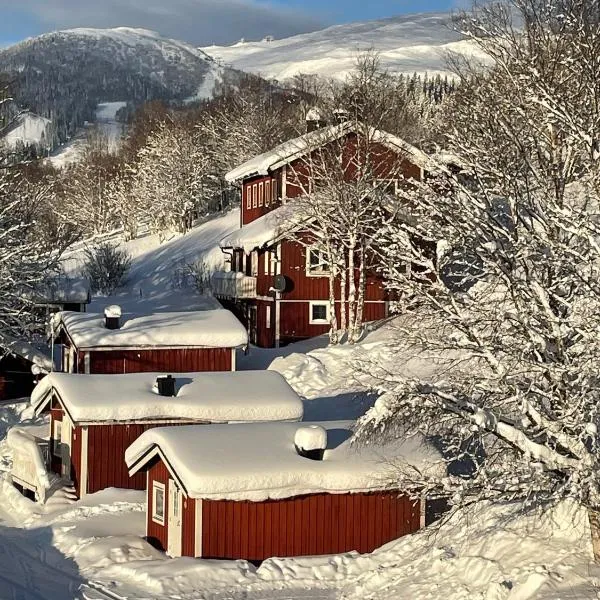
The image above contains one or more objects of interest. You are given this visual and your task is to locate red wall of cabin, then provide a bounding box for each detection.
[82,422,196,496]
[49,401,63,476]
[75,348,234,374]
[199,491,421,561]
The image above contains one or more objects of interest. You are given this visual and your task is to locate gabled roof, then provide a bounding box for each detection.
[31,370,303,424]
[51,309,248,350]
[125,420,445,501]
[225,122,434,184]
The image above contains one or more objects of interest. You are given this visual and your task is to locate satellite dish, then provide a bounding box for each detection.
[271,274,287,293]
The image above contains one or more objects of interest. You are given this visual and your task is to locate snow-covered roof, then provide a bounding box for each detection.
[52,309,248,349]
[225,122,434,184]
[126,421,444,501]
[220,201,308,251]
[31,371,303,424]
[32,277,91,305]
[1,336,53,373]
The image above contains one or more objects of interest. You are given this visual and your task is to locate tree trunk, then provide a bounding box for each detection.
[347,239,357,345]
[327,245,339,345]
[340,252,347,338]
[588,508,600,561]
[352,241,366,343]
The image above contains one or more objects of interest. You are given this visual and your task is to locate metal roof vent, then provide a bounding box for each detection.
[156,375,176,397]
[104,305,122,330]
[294,425,327,461]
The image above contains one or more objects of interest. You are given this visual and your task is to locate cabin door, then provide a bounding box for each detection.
[167,479,183,557]
[61,416,72,479]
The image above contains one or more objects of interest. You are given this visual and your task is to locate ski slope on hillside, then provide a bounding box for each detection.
[201,12,488,80]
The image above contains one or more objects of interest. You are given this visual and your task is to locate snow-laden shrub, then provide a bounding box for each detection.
[83,243,132,295]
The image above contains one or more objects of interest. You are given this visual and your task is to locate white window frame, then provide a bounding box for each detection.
[246,185,251,209]
[52,420,62,455]
[258,182,264,207]
[264,251,271,275]
[251,252,259,276]
[252,184,258,208]
[309,301,330,325]
[305,245,330,277]
[265,180,271,207]
[152,481,166,525]
[266,305,271,329]
[272,179,278,202]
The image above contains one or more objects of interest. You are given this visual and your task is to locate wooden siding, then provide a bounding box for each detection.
[85,422,192,495]
[182,497,196,557]
[199,491,420,561]
[279,300,386,346]
[78,348,233,374]
[146,459,170,553]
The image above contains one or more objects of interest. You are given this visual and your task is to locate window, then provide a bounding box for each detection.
[306,246,330,276]
[52,420,62,455]
[152,481,166,525]
[251,252,258,276]
[264,251,271,275]
[272,179,278,202]
[258,182,264,207]
[309,301,330,324]
[265,180,271,207]
[246,185,251,209]
[266,305,271,329]
[252,184,258,208]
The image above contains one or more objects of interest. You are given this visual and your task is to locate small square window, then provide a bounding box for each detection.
[152,481,166,525]
[309,302,329,324]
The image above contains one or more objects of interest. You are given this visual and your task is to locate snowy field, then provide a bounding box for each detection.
[201,12,489,80]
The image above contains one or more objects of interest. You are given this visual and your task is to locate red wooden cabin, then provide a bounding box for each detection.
[28,370,303,498]
[50,307,248,374]
[126,421,443,560]
[215,119,432,347]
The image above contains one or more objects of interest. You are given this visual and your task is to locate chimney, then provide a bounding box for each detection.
[104,305,122,330]
[156,374,176,397]
[294,425,327,461]
[305,107,326,133]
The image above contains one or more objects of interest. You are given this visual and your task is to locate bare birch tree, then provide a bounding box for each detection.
[356,0,600,556]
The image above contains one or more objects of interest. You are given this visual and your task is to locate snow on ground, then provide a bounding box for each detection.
[201,12,489,80]
[62,208,240,315]
[1,112,52,151]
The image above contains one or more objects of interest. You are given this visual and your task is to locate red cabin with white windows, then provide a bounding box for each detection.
[125,421,444,561]
[25,370,303,499]
[51,308,248,373]
[214,119,432,347]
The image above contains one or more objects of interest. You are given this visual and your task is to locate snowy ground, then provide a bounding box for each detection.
[0,210,596,598]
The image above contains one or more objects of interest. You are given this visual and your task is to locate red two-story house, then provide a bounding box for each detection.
[214,118,432,348]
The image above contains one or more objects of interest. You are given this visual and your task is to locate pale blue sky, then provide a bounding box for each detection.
[0,0,457,47]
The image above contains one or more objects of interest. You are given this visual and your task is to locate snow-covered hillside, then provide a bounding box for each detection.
[0,27,227,151]
[201,12,487,80]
